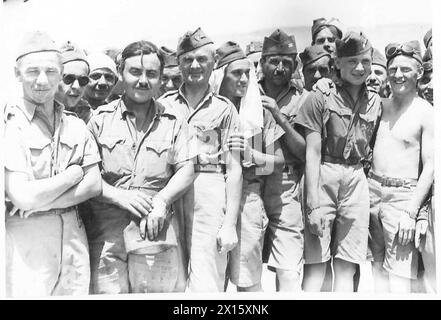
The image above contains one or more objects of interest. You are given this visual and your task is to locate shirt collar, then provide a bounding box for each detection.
[176,83,214,106]
[19,98,64,122]
[118,96,166,120]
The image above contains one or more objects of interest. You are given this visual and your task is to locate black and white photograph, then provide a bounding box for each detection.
[0,0,438,301]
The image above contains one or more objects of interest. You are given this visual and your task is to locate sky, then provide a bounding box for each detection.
[0,0,435,97]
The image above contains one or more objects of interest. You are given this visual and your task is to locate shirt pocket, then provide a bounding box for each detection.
[142,139,173,181]
[98,136,133,175]
[191,121,221,161]
[28,138,51,178]
[59,134,83,168]
[358,112,376,141]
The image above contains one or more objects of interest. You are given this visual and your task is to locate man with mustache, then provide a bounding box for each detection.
[296,32,381,292]
[159,46,183,95]
[86,40,195,294]
[4,31,102,297]
[258,29,307,291]
[159,28,242,292]
[366,48,390,98]
[84,52,118,110]
[368,41,434,293]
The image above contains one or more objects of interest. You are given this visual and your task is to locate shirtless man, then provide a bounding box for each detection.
[368,41,434,293]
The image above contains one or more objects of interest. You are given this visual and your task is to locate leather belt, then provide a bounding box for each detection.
[32,206,77,216]
[369,171,417,188]
[194,163,226,174]
[323,155,360,166]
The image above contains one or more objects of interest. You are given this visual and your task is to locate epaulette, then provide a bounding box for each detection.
[94,100,119,114]
[212,92,231,105]
[3,104,17,122]
[160,89,179,99]
[155,100,177,119]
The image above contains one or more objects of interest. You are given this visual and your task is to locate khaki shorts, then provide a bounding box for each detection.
[304,162,370,265]
[6,208,90,297]
[263,168,304,273]
[185,172,228,292]
[420,195,436,292]
[369,178,419,279]
[229,181,268,287]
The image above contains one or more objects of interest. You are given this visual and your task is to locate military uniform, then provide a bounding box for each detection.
[4,98,100,297]
[295,83,381,264]
[159,87,241,292]
[86,98,193,294]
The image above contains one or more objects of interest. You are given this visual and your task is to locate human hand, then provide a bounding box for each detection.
[116,189,153,219]
[216,225,238,254]
[397,212,416,246]
[312,78,335,96]
[307,207,326,237]
[142,196,169,240]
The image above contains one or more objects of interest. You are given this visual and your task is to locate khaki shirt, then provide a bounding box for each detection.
[87,98,193,191]
[158,86,240,166]
[259,80,308,169]
[295,83,382,162]
[4,98,100,180]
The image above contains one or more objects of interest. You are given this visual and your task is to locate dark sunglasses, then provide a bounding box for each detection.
[423,60,433,72]
[385,43,421,61]
[62,74,90,87]
[89,72,117,83]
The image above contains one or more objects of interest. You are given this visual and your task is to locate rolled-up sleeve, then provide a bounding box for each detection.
[294,91,326,133]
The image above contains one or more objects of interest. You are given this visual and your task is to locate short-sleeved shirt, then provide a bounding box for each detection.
[4,98,101,180]
[158,86,240,166]
[242,108,284,183]
[258,80,308,169]
[87,97,193,191]
[295,83,382,162]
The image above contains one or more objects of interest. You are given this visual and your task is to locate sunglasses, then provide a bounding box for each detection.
[62,74,90,87]
[89,72,117,83]
[423,60,433,72]
[385,43,421,61]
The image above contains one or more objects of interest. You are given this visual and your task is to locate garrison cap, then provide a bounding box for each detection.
[372,48,386,69]
[246,41,263,56]
[16,31,60,61]
[160,46,178,68]
[262,29,297,57]
[176,27,213,57]
[336,31,372,58]
[300,45,331,67]
[59,40,89,68]
[312,17,343,41]
[423,28,432,48]
[216,41,246,69]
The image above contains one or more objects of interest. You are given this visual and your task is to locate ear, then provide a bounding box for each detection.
[334,57,342,70]
[14,66,22,82]
[416,64,424,81]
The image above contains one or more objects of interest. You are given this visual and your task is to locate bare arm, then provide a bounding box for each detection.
[5,165,84,211]
[157,160,195,205]
[251,140,284,175]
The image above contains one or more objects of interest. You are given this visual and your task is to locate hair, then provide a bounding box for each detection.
[119,40,164,74]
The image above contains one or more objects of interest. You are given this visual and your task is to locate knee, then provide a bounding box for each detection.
[333,259,356,276]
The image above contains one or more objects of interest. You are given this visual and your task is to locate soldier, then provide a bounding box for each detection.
[366,48,390,98]
[84,52,118,109]
[258,29,307,291]
[212,41,284,291]
[311,17,344,57]
[299,45,333,92]
[418,48,433,105]
[245,41,263,79]
[55,41,94,123]
[369,41,434,293]
[4,31,102,297]
[296,32,381,292]
[86,40,195,294]
[159,46,182,95]
[159,28,243,292]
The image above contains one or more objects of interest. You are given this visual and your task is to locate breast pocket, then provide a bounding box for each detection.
[98,136,133,175]
[143,140,172,180]
[192,121,221,161]
[358,112,376,140]
[59,135,82,169]
[325,104,352,154]
[28,138,51,178]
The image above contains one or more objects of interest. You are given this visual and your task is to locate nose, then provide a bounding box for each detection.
[36,70,49,86]
[190,59,200,69]
[276,61,284,71]
[395,68,403,77]
[354,62,364,72]
[98,74,107,85]
[166,79,174,89]
[71,79,81,90]
[239,73,248,84]
[313,69,322,80]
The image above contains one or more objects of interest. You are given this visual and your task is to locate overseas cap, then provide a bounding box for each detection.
[336,31,372,58]
[86,52,117,75]
[385,40,423,66]
[312,17,343,41]
[246,41,263,56]
[300,45,331,67]
[59,40,89,68]
[262,29,297,57]
[16,31,60,61]
[372,48,386,69]
[160,46,178,68]
[176,27,213,57]
[216,41,246,69]
[423,28,432,48]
